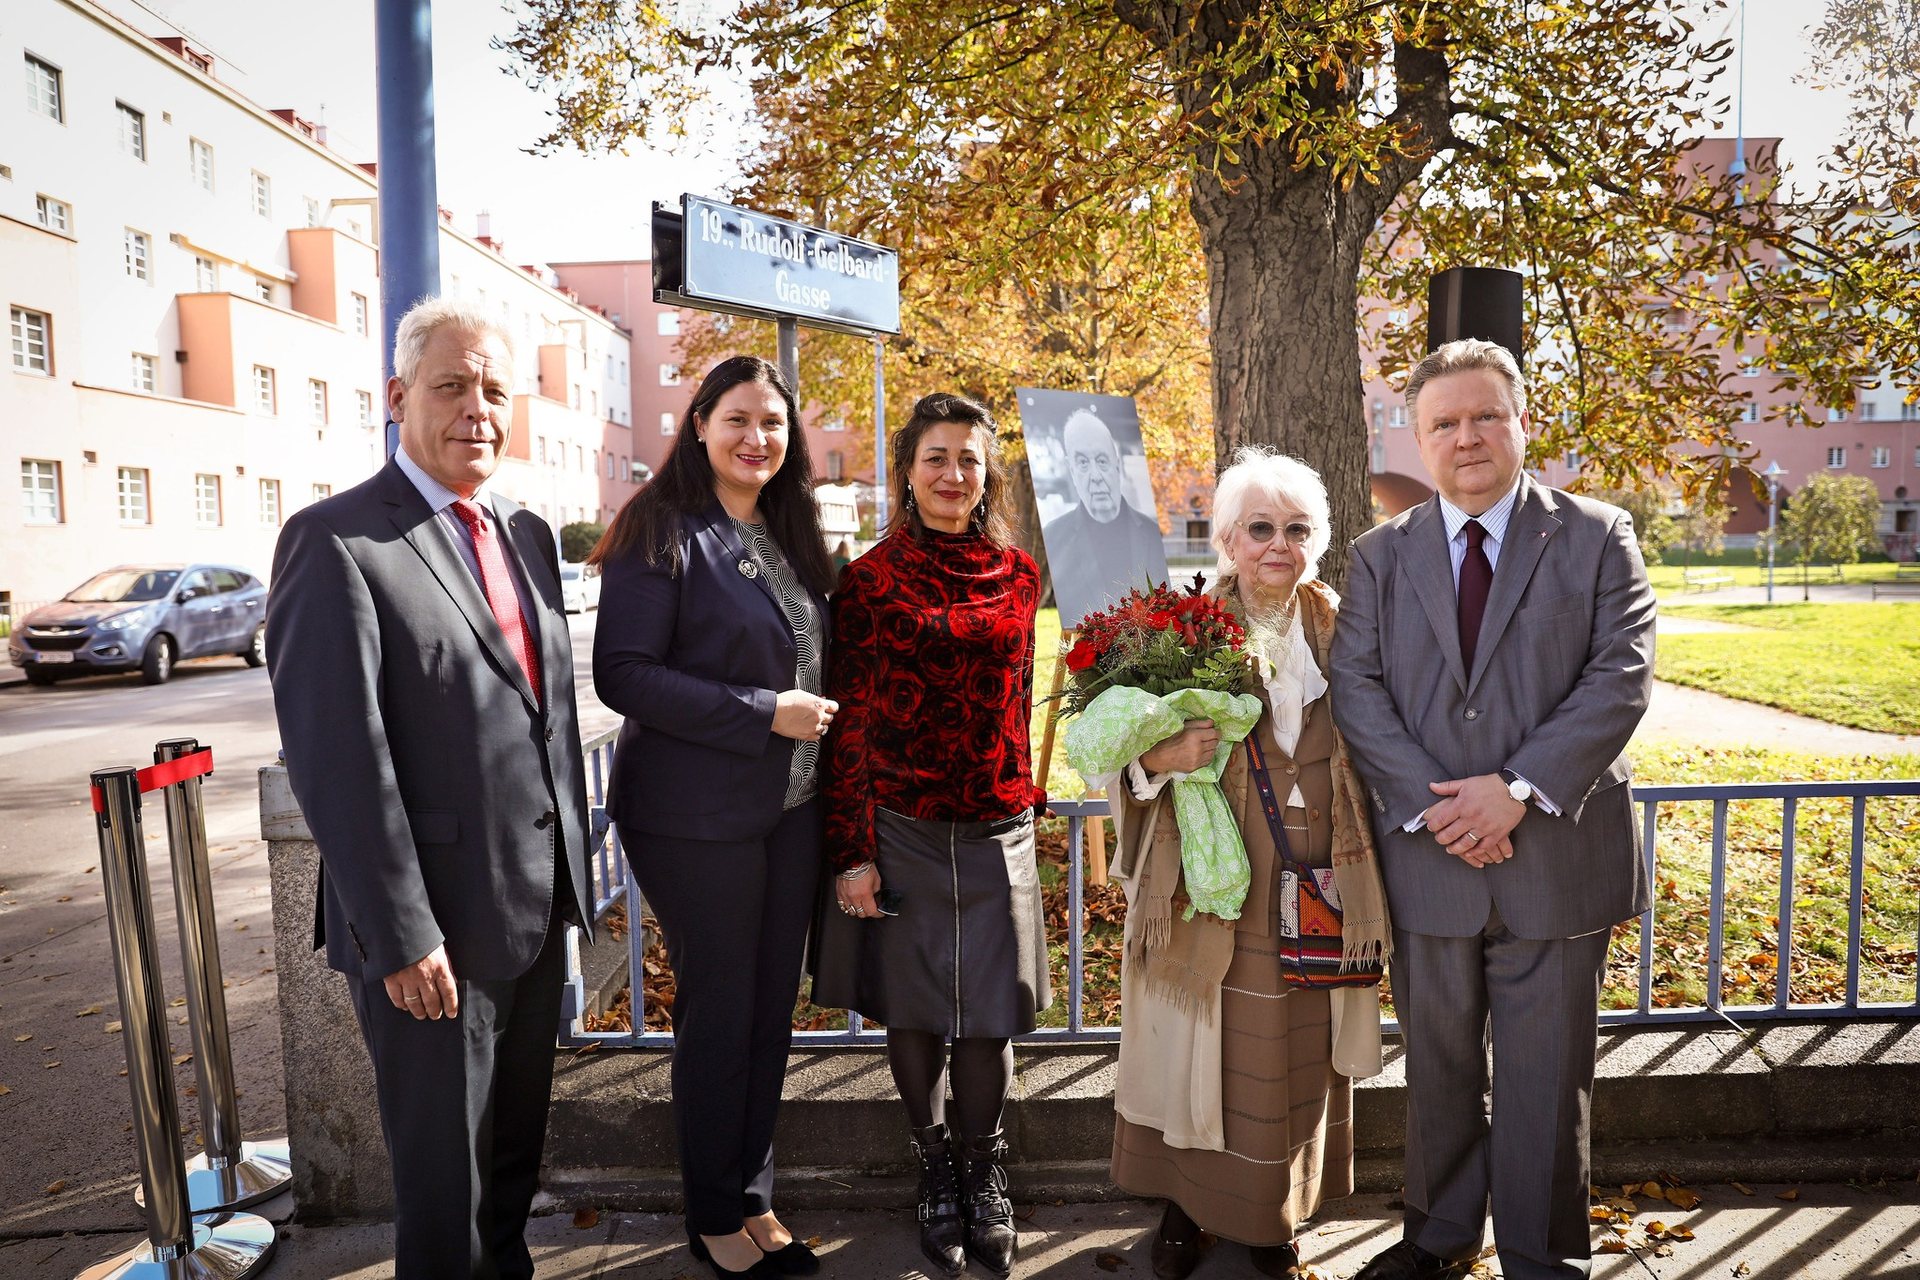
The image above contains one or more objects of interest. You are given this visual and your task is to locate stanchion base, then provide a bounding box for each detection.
[76,1211,276,1279]
[134,1139,293,1214]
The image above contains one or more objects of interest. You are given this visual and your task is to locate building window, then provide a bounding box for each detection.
[10,307,51,374]
[190,138,214,191]
[1827,446,1846,469]
[1828,406,1849,423]
[621,455,631,482]
[827,450,845,481]
[537,436,548,465]
[21,459,61,524]
[117,467,150,524]
[259,479,282,525]
[1389,405,1408,429]
[35,194,70,232]
[308,378,328,424]
[356,390,375,427]
[312,483,332,502]
[194,473,221,526]
[660,363,680,386]
[251,171,271,217]
[253,365,277,414]
[194,255,217,292]
[1740,358,1764,378]
[117,102,145,159]
[1740,404,1760,423]
[605,453,615,478]
[305,196,322,228]
[660,411,676,436]
[1564,451,1580,471]
[657,311,680,336]
[253,276,273,303]
[1371,399,1384,431]
[619,357,628,385]
[1872,446,1892,469]
[25,55,62,122]
[1904,402,1919,422]
[131,352,155,392]
[351,292,369,336]
[124,229,151,282]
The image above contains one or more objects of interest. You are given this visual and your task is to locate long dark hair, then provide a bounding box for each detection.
[885,392,1016,548]
[589,356,836,595]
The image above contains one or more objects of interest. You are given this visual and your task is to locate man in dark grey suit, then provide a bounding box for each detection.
[267,298,592,1278]
[1331,339,1655,1280]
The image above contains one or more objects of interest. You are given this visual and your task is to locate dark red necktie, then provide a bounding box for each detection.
[1457,518,1493,674]
[451,500,542,705]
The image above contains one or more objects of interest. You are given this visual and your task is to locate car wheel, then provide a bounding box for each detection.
[243,624,267,667]
[141,635,175,685]
[24,668,59,687]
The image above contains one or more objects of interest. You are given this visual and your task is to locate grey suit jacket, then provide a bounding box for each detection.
[1330,476,1656,940]
[266,459,593,981]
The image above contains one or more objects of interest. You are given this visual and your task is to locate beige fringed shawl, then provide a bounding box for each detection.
[1109,578,1392,1150]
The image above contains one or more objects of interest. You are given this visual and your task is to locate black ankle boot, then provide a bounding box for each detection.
[959,1130,1017,1276]
[909,1123,966,1277]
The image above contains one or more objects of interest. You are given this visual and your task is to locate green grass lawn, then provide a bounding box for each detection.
[1646,551,1910,600]
[1657,603,1920,735]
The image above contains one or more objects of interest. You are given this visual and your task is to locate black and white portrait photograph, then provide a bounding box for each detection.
[1018,388,1168,629]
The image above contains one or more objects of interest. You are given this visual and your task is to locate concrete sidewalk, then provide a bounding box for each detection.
[9,1183,1918,1279]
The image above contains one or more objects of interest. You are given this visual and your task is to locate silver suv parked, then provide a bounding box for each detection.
[9,563,268,686]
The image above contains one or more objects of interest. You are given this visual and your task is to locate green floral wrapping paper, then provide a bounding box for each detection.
[1063,684,1265,920]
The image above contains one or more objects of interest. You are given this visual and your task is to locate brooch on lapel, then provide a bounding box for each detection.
[738,558,759,579]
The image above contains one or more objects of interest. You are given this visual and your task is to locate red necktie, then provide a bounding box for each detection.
[1458,518,1493,675]
[451,500,542,705]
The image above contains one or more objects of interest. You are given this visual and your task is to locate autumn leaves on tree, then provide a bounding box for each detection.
[502,1,1918,584]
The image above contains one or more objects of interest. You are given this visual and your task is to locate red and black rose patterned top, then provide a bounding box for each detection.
[822,528,1047,872]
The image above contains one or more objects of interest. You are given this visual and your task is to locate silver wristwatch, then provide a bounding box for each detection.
[1501,770,1533,804]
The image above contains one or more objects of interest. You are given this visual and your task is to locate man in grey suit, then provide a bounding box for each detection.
[267,298,593,1278]
[1331,339,1655,1280]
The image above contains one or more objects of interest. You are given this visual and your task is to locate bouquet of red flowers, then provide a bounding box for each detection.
[1058,575,1254,716]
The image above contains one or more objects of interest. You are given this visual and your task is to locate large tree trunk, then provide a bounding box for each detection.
[1192,168,1374,591]
[1115,0,1453,594]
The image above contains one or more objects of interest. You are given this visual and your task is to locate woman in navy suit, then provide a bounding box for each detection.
[591,355,838,1280]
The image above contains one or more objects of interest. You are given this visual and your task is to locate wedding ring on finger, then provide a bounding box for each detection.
[1466,831,1481,844]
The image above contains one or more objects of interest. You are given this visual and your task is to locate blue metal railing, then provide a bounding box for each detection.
[560,748,1920,1045]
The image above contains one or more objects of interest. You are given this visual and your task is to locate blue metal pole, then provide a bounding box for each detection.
[375,0,441,459]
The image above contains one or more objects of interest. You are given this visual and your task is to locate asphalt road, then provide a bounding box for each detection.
[0,611,614,1237]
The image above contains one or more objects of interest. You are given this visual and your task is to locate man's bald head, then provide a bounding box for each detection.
[1063,410,1123,522]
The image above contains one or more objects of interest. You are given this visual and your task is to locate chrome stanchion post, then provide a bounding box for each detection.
[147,738,292,1213]
[79,768,276,1280]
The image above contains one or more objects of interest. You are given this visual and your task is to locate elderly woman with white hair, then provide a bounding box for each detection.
[1106,447,1392,1280]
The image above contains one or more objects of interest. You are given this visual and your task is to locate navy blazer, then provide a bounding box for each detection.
[594,502,829,843]
[267,460,594,981]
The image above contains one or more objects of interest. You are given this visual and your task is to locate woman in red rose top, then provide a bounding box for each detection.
[812,392,1048,1279]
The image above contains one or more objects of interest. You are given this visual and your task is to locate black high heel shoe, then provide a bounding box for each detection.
[755,1239,821,1276]
[688,1229,767,1279]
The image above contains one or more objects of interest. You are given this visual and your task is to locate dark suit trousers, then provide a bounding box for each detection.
[625,799,822,1235]
[1393,905,1611,1280]
[348,916,567,1280]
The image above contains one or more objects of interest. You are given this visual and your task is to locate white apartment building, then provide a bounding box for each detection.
[1,0,636,611]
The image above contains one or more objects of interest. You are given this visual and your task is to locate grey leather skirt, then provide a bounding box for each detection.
[811,807,1052,1037]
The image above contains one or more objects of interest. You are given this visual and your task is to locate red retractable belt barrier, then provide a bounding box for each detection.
[89,748,214,812]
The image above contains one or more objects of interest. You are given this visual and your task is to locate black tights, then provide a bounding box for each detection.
[887,1029,1013,1139]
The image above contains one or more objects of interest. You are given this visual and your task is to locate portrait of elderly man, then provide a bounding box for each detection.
[267,297,594,1279]
[1038,407,1168,627]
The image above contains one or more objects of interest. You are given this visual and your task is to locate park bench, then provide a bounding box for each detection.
[1872,562,1920,599]
[1681,568,1735,592]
